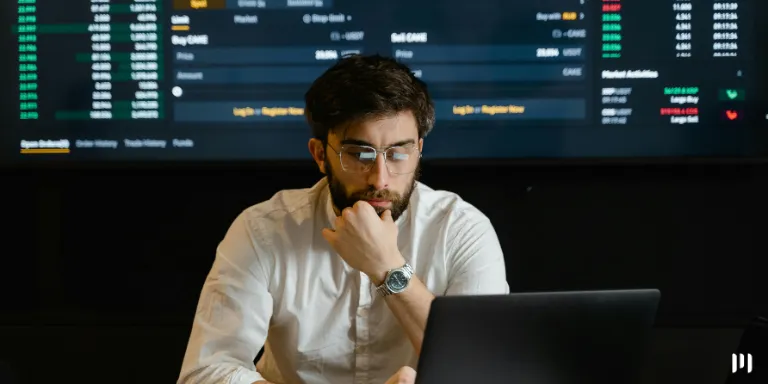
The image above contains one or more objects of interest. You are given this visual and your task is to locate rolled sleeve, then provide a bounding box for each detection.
[178,212,274,384]
[444,214,510,296]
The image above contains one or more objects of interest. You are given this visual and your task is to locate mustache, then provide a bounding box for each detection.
[350,189,400,201]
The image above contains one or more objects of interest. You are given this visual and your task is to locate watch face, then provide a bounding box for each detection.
[387,270,409,291]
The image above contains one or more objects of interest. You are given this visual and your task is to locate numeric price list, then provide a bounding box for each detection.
[673,0,692,58]
[17,0,38,120]
[14,0,166,122]
[63,0,164,121]
[601,0,622,59]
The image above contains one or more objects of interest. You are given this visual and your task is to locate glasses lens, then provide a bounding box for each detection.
[338,145,420,174]
[340,145,376,173]
[385,146,418,174]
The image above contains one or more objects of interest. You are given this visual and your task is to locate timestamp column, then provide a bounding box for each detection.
[712,1,739,58]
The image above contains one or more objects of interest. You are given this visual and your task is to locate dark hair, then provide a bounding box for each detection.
[304,54,435,143]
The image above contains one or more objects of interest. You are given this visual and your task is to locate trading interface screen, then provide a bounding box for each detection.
[1,0,767,163]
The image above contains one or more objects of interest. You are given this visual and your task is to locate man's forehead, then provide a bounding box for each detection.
[331,111,418,144]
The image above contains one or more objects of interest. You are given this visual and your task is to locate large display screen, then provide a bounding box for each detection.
[1,0,767,164]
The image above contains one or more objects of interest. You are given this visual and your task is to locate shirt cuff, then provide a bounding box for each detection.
[230,367,266,384]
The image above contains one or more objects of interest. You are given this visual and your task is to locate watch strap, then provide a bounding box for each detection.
[376,282,393,297]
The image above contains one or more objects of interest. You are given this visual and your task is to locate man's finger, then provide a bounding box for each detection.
[380,209,393,222]
[397,366,416,379]
[354,200,378,215]
[334,216,344,229]
[342,207,356,221]
[384,366,416,384]
[321,228,336,244]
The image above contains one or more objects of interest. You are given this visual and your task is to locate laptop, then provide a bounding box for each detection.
[415,289,661,384]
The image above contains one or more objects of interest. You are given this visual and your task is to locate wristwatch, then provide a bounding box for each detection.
[375,263,414,297]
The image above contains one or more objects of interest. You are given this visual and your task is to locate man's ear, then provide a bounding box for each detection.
[308,138,327,174]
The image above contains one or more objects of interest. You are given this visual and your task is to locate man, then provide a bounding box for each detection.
[178,54,509,384]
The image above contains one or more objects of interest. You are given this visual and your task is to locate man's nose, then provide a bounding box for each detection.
[367,152,390,190]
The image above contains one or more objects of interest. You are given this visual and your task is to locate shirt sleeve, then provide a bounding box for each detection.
[178,212,275,384]
[444,213,510,296]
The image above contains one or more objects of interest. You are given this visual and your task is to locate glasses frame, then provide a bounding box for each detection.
[327,142,422,175]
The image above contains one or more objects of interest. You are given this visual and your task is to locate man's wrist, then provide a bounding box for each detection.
[368,254,406,286]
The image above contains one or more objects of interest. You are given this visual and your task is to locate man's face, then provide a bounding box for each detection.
[317,111,423,221]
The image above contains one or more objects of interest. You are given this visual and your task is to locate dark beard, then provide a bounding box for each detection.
[325,162,420,222]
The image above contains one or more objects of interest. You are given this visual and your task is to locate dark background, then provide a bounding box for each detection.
[0,161,765,384]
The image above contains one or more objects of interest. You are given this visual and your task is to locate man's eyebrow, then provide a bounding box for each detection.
[339,139,416,147]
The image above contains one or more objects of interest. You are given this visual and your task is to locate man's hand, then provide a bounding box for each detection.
[322,201,405,284]
[385,366,417,384]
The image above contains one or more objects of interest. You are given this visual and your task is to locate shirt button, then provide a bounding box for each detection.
[357,307,369,316]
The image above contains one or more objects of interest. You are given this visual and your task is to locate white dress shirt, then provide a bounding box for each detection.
[178,178,509,384]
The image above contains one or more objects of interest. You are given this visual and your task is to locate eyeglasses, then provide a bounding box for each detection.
[328,143,421,175]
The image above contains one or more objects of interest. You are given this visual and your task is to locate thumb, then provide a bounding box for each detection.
[380,209,393,222]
